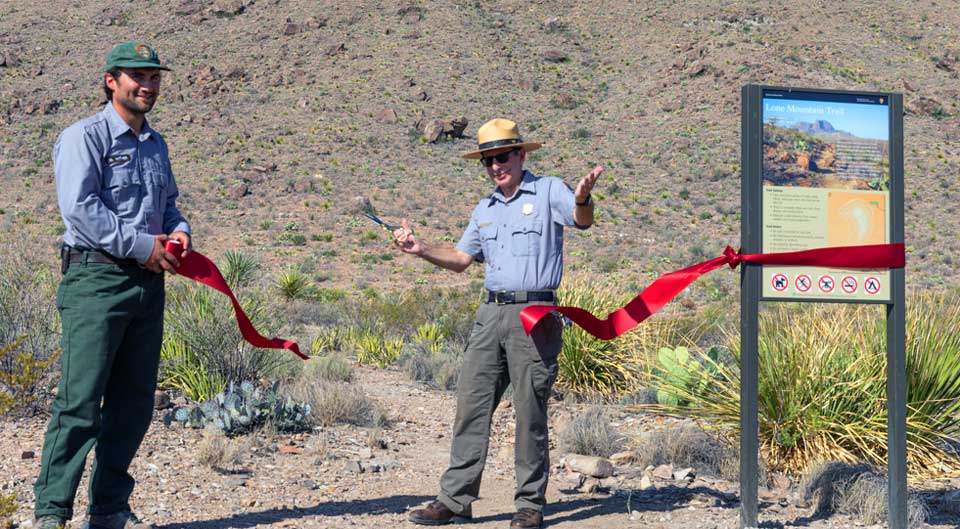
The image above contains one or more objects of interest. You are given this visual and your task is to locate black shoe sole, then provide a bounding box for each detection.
[408,515,472,526]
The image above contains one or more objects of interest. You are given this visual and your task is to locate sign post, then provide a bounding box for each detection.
[740,85,905,529]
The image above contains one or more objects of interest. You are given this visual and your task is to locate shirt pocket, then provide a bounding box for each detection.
[478,223,498,263]
[510,216,542,257]
[142,170,169,215]
[103,169,142,218]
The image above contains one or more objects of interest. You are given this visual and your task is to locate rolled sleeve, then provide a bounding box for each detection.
[55,126,153,262]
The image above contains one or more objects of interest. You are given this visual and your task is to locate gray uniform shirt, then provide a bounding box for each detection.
[456,170,587,291]
[55,103,190,263]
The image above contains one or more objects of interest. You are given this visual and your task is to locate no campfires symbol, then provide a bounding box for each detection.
[771,273,789,292]
[841,275,858,294]
[864,276,881,295]
[818,275,835,293]
[795,274,812,293]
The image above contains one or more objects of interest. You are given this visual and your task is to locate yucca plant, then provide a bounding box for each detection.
[413,323,445,355]
[350,327,404,368]
[646,292,960,478]
[159,337,227,402]
[222,250,260,290]
[275,268,312,300]
[310,327,342,356]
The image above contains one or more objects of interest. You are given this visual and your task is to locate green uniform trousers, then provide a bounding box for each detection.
[34,260,164,520]
[438,300,562,514]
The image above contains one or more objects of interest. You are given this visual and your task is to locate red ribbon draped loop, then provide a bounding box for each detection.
[520,243,905,341]
[165,241,307,360]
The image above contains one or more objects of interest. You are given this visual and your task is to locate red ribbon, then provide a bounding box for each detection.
[520,243,905,340]
[165,240,307,359]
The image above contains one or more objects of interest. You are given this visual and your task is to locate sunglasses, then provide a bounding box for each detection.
[480,148,520,167]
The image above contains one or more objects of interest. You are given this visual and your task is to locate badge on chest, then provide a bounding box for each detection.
[522,203,535,216]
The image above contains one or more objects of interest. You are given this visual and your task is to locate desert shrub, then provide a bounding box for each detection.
[303,353,353,383]
[559,406,625,457]
[345,286,479,344]
[0,491,16,522]
[159,338,226,402]
[347,327,404,368]
[310,327,343,356]
[801,461,928,526]
[0,248,60,414]
[0,336,60,415]
[163,283,294,388]
[632,426,741,480]
[275,268,312,300]
[221,250,260,290]
[290,380,386,427]
[196,426,245,471]
[648,292,960,476]
[401,346,462,391]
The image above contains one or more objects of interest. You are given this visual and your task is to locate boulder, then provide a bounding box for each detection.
[565,454,614,478]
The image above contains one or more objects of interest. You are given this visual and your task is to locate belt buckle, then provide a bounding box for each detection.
[495,290,514,305]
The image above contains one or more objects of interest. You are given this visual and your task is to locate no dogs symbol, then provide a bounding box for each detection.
[771,273,789,292]
[818,275,835,293]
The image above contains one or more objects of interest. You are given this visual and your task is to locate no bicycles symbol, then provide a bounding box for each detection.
[841,275,858,295]
[818,275,835,293]
[771,273,789,292]
[795,274,812,293]
[864,276,881,295]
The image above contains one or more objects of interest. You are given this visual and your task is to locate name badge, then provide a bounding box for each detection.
[522,203,534,216]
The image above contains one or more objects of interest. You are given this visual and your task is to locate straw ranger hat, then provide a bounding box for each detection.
[461,118,543,160]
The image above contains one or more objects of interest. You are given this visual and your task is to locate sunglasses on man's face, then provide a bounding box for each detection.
[480,148,520,168]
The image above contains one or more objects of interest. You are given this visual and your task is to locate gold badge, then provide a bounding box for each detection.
[522,203,534,216]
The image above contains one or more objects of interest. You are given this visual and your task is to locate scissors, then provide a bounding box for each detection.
[362,211,401,232]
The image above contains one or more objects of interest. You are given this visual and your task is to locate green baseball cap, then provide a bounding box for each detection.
[104,41,171,71]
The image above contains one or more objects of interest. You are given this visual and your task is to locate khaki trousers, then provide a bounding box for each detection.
[438,301,561,513]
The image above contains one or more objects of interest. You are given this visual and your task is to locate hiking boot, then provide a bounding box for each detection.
[34,516,68,529]
[510,508,543,529]
[82,511,152,529]
[408,500,472,526]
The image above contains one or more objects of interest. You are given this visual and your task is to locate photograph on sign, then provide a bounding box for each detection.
[759,89,891,302]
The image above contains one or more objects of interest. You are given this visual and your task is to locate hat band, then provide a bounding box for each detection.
[476,138,523,151]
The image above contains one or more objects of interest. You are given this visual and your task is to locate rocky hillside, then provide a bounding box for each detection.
[1,0,958,291]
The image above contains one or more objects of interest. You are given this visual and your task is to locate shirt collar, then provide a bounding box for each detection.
[102,103,154,142]
[488,170,538,204]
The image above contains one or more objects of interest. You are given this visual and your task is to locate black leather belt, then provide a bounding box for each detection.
[485,290,555,304]
[64,248,138,266]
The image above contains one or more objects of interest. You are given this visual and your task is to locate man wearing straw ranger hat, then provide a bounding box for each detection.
[395,118,602,528]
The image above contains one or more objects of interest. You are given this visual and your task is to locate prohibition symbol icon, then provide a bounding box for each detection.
[841,275,858,294]
[795,274,812,293]
[818,275,835,293]
[864,276,881,295]
[771,273,789,292]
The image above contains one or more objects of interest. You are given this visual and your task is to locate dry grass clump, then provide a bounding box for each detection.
[401,350,461,391]
[801,461,929,527]
[196,426,246,471]
[559,406,625,458]
[632,426,741,481]
[291,380,387,427]
[303,353,354,383]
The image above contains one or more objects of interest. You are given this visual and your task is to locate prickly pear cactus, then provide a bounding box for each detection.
[171,381,311,434]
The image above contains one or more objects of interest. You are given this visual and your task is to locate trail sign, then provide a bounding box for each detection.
[742,85,905,529]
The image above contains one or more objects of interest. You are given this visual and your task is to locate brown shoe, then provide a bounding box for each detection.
[510,508,543,529]
[408,501,471,526]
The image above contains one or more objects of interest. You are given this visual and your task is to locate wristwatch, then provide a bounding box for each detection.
[576,194,592,207]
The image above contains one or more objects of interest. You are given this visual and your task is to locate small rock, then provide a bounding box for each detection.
[578,477,600,494]
[342,460,363,474]
[326,42,346,56]
[212,0,246,15]
[375,107,398,124]
[771,472,791,491]
[154,390,172,410]
[282,20,300,36]
[565,454,614,479]
[21,450,35,460]
[300,479,318,490]
[639,475,655,490]
[543,50,568,63]
[673,467,695,481]
[359,447,373,459]
[228,183,249,201]
[652,464,674,480]
[278,444,303,455]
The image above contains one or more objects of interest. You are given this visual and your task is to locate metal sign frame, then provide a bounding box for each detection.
[740,84,905,529]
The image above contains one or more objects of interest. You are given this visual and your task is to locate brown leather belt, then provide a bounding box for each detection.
[64,248,138,266]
